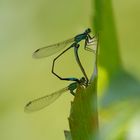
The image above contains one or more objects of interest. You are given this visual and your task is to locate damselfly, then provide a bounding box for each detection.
[33,28,96,85]
[24,77,86,112]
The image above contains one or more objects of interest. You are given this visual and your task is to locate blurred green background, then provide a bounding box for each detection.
[0,0,140,140]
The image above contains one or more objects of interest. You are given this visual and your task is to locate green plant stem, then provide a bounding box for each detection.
[93,0,122,77]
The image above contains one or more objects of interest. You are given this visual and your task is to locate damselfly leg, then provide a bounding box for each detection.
[84,34,98,53]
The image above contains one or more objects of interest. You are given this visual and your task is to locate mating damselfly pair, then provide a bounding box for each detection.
[24,28,97,113]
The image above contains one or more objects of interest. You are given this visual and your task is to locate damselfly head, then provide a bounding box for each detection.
[85,28,91,34]
[79,77,86,83]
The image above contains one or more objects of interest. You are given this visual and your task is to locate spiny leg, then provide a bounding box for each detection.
[70,89,75,96]
[84,34,98,53]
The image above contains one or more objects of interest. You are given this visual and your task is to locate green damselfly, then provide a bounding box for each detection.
[24,77,86,112]
[33,28,97,84]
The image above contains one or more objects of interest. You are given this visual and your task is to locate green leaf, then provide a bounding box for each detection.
[68,79,99,140]
[64,130,72,140]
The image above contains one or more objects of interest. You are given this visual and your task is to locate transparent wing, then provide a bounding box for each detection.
[33,38,74,58]
[24,87,68,113]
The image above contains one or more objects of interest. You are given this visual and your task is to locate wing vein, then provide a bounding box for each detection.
[24,87,68,112]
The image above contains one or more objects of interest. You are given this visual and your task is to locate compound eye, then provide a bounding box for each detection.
[80,77,86,82]
[85,28,91,33]
[88,28,91,32]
